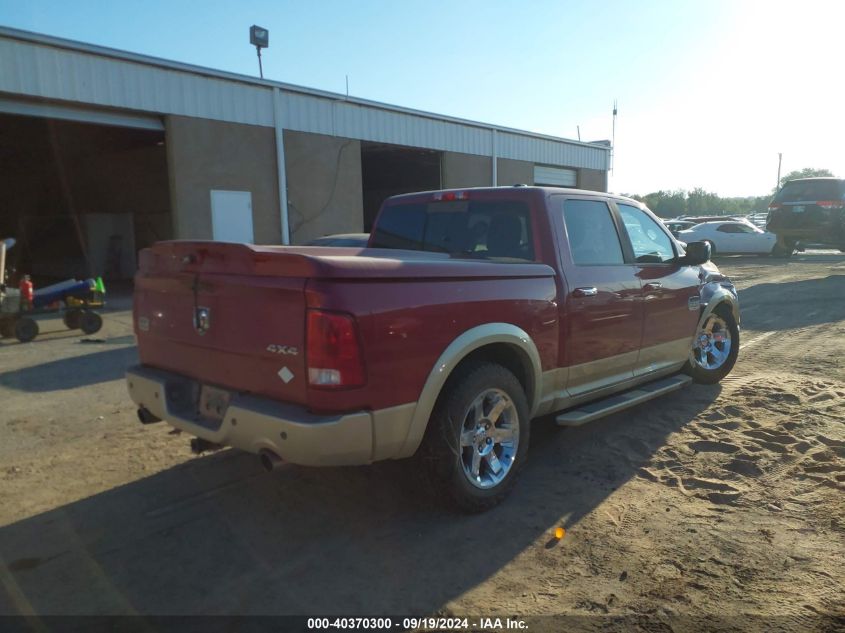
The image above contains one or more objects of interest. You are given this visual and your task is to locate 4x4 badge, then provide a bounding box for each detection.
[193,306,211,335]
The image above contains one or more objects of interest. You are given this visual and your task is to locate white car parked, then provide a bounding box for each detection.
[677,221,777,255]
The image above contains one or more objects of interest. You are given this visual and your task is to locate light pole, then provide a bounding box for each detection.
[250,25,269,79]
[776,152,783,191]
[611,99,617,174]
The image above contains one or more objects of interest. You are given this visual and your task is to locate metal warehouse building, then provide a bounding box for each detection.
[0,26,610,280]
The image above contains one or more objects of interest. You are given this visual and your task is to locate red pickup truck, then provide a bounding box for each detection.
[127,187,739,511]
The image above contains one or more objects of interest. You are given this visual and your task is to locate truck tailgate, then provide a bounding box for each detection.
[134,242,310,405]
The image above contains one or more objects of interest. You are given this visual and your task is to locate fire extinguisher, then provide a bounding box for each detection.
[19,275,33,311]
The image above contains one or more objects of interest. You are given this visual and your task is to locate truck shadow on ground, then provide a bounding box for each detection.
[0,346,138,392]
[738,274,845,331]
[0,384,720,615]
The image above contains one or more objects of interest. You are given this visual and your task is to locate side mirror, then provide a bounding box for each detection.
[680,241,711,266]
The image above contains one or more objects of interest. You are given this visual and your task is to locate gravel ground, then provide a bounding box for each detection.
[0,253,843,631]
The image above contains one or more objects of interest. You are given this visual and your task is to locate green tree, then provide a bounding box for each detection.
[642,190,687,217]
[687,188,720,215]
[625,191,775,218]
[778,168,834,190]
[746,195,773,213]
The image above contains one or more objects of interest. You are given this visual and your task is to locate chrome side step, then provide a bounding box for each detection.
[556,374,692,427]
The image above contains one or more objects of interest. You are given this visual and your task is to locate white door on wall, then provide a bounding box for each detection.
[210,190,254,243]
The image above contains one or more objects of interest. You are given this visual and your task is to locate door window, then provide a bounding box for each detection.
[562,200,625,265]
[617,204,676,263]
[718,223,757,234]
[735,224,758,233]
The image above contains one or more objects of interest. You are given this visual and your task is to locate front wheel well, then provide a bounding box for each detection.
[715,298,740,323]
[700,298,740,328]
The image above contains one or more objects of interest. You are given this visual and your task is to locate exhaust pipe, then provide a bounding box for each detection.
[137,407,162,425]
[259,450,284,472]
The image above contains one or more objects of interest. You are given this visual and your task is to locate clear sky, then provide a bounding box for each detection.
[1,0,843,197]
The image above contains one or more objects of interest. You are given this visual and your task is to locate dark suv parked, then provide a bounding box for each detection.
[767,178,845,255]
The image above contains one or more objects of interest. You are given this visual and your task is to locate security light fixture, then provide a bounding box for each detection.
[250,25,269,48]
[250,25,269,78]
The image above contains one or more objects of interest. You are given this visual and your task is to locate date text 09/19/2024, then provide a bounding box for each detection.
[307,617,528,630]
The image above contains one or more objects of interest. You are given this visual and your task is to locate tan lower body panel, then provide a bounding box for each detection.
[634,337,694,377]
[566,349,640,398]
[539,337,692,414]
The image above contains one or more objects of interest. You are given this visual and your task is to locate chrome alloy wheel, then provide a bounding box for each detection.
[459,388,520,489]
[692,314,733,371]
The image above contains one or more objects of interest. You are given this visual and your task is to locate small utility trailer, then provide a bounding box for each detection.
[0,238,105,343]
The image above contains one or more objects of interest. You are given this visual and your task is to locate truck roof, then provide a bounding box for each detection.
[385,185,644,207]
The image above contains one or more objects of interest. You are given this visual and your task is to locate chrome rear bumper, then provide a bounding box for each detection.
[126,365,382,466]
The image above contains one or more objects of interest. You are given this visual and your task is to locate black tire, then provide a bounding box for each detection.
[418,362,530,513]
[79,311,103,335]
[63,308,82,330]
[684,304,739,385]
[771,238,796,258]
[14,317,39,343]
[0,318,14,338]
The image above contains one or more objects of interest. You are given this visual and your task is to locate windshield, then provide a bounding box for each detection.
[774,180,844,202]
[370,199,535,261]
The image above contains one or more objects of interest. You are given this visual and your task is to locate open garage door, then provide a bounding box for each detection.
[361,142,441,231]
[0,112,171,285]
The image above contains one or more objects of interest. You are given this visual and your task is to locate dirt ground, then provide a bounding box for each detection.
[0,254,843,631]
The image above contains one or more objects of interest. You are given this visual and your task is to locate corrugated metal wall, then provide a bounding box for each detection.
[0,37,275,126]
[498,131,607,171]
[278,92,493,156]
[0,30,610,171]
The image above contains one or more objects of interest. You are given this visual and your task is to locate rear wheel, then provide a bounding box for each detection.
[0,318,14,338]
[419,362,530,513]
[771,237,796,258]
[685,305,739,384]
[80,311,103,335]
[63,308,82,329]
[14,317,39,343]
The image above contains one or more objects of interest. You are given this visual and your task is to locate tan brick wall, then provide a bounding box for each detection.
[283,130,363,245]
[166,116,281,243]
[578,168,608,192]
[497,158,534,186]
[442,151,492,188]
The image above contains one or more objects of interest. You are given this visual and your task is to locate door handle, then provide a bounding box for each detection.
[643,282,663,292]
[572,287,598,297]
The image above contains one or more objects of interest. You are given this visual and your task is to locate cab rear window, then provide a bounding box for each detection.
[774,180,844,202]
[370,199,535,261]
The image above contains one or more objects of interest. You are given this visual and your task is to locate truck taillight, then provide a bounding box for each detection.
[306,310,364,388]
[816,200,845,209]
[433,191,469,201]
[767,203,781,211]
